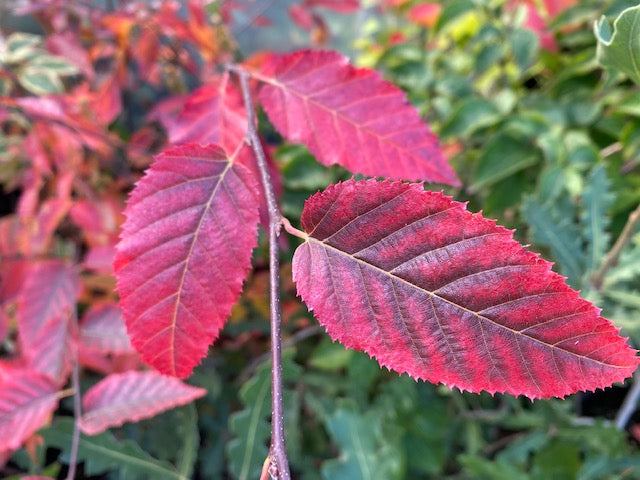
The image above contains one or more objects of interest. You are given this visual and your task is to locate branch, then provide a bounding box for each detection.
[591,202,640,290]
[231,65,291,480]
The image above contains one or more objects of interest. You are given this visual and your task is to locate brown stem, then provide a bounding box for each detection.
[232,65,291,480]
[591,202,640,290]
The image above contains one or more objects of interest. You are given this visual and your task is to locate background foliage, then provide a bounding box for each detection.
[2,0,640,478]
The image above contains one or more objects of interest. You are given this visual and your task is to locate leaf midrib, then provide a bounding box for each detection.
[310,238,631,369]
[168,161,233,375]
[254,71,449,182]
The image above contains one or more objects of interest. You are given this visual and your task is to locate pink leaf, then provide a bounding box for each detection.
[79,303,134,355]
[114,144,260,377]
[79,371,205,435]
[292,179,639,399]
[256,50,459,185]
[18,261,79,384]
[0,370,59,451]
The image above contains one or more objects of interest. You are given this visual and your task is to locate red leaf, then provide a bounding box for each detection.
[256,50,459,185]
[83,245,117,273]
[292,179,638,398]
[303,0,360,13]
[79,371,205,435]
[0,370,59,451]
[18,261,79,384]
[408,3,442,28]
[167,73,246,155]
[163,75,277,227]
[114,144,260,378]
[289,5,315,29]
[79,303,134,355]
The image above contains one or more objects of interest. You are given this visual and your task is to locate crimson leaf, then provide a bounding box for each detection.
[114,144,260,378]
[292,179,638,398]
[79,371,206,435]
[256,50,459,185]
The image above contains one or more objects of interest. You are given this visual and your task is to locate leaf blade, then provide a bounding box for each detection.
[17,261,79,384]
[79,371,206,435]
[114,144,260,377]
[257,50,459,185]
[293,179,638,399]
[42,417,182,480]
[0,370,59,451]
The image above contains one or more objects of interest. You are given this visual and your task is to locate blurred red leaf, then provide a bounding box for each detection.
[0,370,59,451]
[79,370,205,435]
[256,50,459,185]
[304,0,359,13]
[46,32,94,80]
[114,144,260,377]
[17,261,80,384]
[289,5,315,29]
[408,3,441,28]
[292,179,639,398]
[168,73,247,155]
[79,303,134,355]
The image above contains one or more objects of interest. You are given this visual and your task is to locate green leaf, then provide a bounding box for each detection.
[227,369,270,480]
[18,65,64,94]
[469,133,538,192]
[175,404,200,479]
[29,54,79,75]
[604,233,640,286]
[459,454,529,480]
[436,0,476,32]
[581,165,614,274]
[595,6,640,85]
[41,417,182,480]
[510,28,540,72]
[227,351,301,480]
[321,407,404,480]
[310,337,354,371]
[603,287,640,308]
[3,33,41,63]
[531,440,581,480]
[440,98,500,139]
[0,76,13,96]
[279,145,335,190]
[522,195,584,286]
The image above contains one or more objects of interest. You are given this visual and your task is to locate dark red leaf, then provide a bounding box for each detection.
[114,144,260,378]
[256,50,459,185]
[79,371,206,435]
[0,370,59,451]
[18,261,79,384]
[292,179,638,398]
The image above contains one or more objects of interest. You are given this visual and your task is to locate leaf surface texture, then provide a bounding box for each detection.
[114,144,260,377]
[79,371,205,435]
[257,50,459,185]
[293,179,638,398]
[0,370,59,451]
